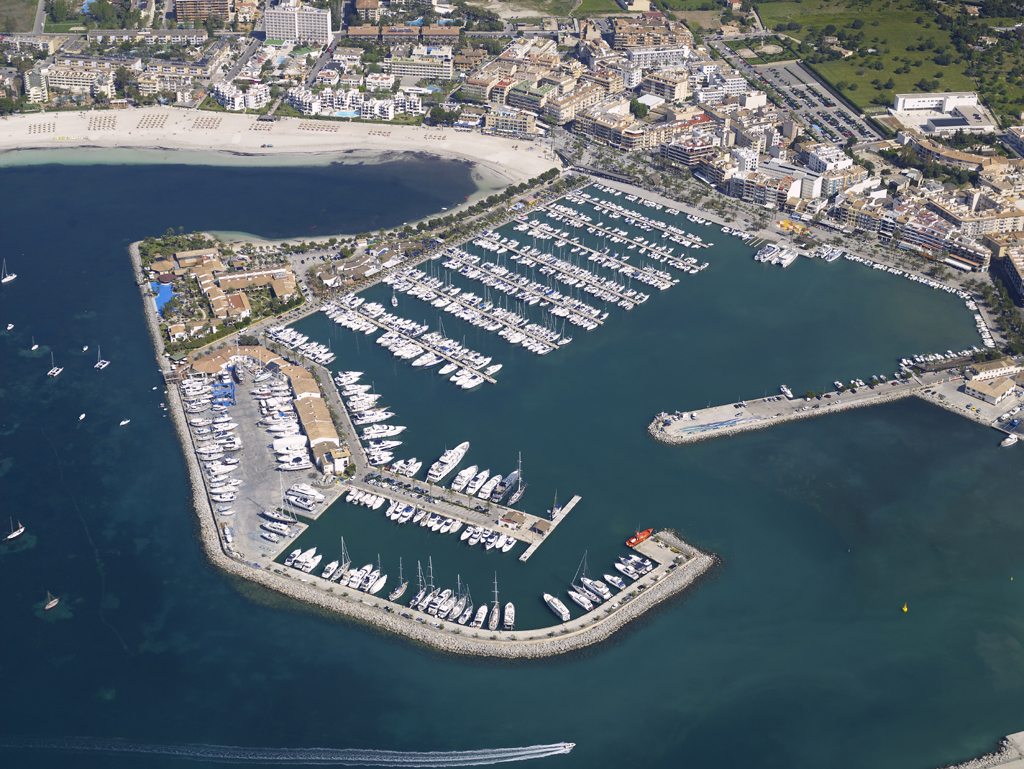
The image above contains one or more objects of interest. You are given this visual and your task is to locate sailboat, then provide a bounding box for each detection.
[507,452,528,506]
[31,336,38,351]
[487,573,500,631]
[5,518,25,541]
[409,560,426,608]
[388,558,408,602]
[46,351,63,378]
[391,287,398,308]
[44,591,59,611]
[94,345,110,370]
[1,259,15,284]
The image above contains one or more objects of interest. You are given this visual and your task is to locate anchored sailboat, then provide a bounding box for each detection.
[5,518,25,541]
[94,345,110,370]
[1,259,15,284]
[44,591,59,611]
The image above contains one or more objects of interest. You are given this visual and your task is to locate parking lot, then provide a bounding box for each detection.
[750,61,880,145]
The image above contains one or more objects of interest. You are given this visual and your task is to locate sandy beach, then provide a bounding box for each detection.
[0,106,557,192]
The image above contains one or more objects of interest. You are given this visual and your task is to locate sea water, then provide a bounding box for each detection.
[1,159,1021,769]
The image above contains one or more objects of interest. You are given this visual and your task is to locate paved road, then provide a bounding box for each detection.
[219,36,261,85]
[33,0,46,33]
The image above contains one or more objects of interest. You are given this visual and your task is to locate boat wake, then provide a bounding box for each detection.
[1,738,576,765]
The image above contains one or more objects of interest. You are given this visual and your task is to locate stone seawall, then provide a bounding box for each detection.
[649,389,918,446]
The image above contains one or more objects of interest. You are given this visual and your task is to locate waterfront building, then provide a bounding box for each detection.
[660,135,719,167]
[265,0,331,45]
[507,81,555,113]
[24,68,48,103]
[483,106,537,136]
[965,359,1023,381]
[964,377,1016,405]
[45,67,114,98]
[53,53,143,72]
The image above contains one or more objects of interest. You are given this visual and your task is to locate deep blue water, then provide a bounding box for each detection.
[1,158,1021,769]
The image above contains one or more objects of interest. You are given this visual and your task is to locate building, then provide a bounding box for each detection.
[53,54,143,72]
[641,71,688,102]
[382,26,419,45]
[483,106,537,135]
[384,46,454,80]
[894,92,979,113]
[45,66,114,98]
[87,28,208,45]
[964,376,1016,405]
[731,146,758,172]
[354,0,382,22]
[966,359,1023,381]
[421,24,459,45]
[24,68,48,103]
[543,83,604,125]
[611,17,692,50]
[265,0,332,45]
[625,45,690,68]
[346,26,380,43]
[660,136,719,167]
[175,0,230,21]
[507,81,555,113]
[806,144,853,174]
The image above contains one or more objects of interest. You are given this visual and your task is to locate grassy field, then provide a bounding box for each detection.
[43,18,89,32]
[571,0,622,16]
[0,0,37,32]
[757,0,980,111]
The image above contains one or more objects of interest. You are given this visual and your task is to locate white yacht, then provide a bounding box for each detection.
[427,441,470,483]
[450,464,478,493]
[544,593,571,622]
[465,469,490,496]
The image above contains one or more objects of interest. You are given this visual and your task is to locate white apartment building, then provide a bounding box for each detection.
[807,144,853,174]
[731,146,759,172]
[265,0,331,45]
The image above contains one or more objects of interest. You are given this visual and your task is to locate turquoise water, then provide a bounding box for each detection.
[1,159,1021,769]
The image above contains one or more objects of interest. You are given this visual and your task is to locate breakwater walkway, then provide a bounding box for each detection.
[649,370,1023,446]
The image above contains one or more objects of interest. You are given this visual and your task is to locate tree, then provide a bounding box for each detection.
[629,98,648,119]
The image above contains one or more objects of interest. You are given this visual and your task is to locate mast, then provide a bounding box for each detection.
[398,557,404,585]
[427,557,435,590]
[416,560,424,592]
[338,537,351,571]
[492,572,499,608]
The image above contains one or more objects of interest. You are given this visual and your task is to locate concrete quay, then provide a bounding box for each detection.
[519,495,581,562]
[649,371,1024,446]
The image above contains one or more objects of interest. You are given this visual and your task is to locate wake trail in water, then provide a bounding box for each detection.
[0,738,575,766]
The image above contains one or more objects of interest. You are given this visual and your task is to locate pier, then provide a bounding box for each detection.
[438,250,606,326]
[486,238,638,304]
[650,371,1023,446]
[351,310,497,385]
[519,494,581,562]
[400,271,558,353]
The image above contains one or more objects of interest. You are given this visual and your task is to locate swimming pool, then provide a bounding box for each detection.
[150,282,178,316]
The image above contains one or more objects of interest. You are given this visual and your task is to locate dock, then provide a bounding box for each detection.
[351,310,497,385]
[519,494,581,562]
[438,250,606,326]
[400,270,558,352]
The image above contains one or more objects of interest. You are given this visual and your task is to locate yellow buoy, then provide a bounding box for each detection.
[902,604,908,613]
